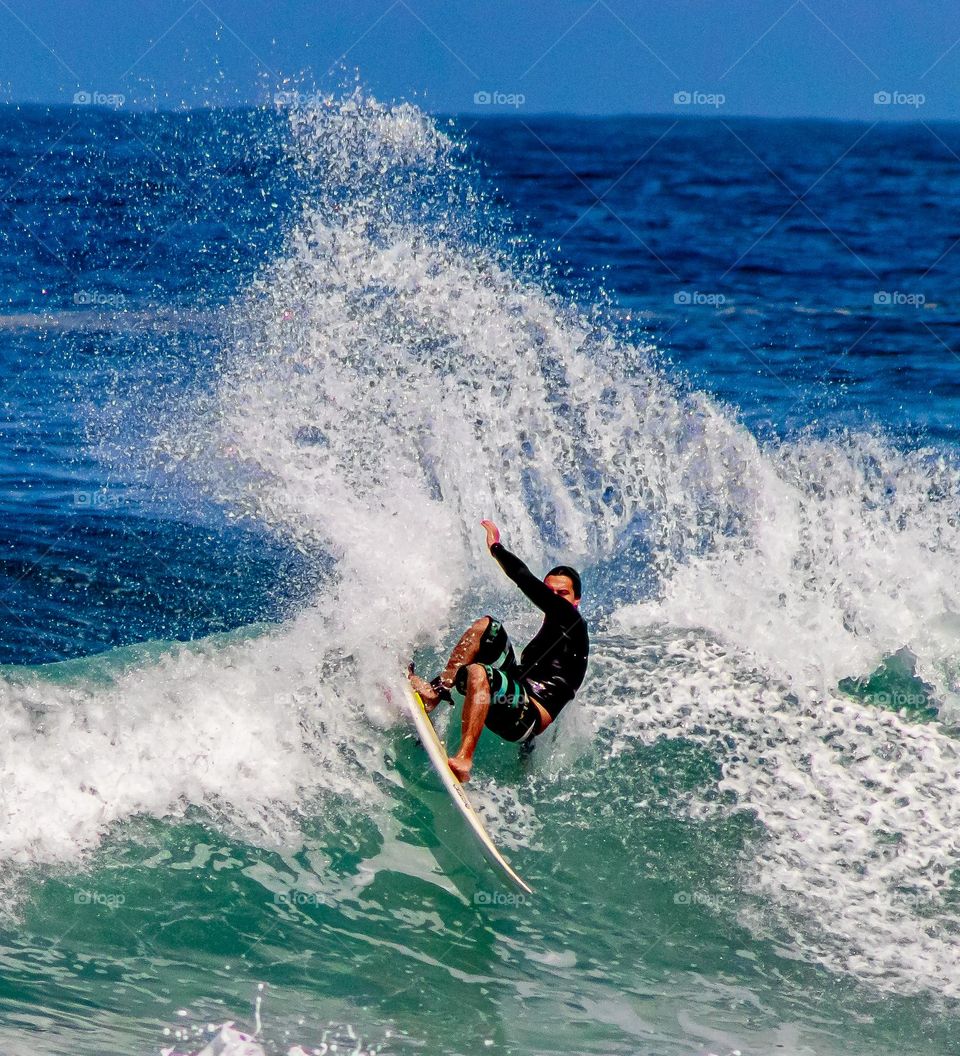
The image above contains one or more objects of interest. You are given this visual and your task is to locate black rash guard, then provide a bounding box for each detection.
[489,542,589,719]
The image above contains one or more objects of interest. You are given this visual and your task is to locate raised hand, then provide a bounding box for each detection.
[480,519,500,548]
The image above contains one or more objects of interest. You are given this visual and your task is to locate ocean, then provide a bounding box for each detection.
[2,92,960,1055]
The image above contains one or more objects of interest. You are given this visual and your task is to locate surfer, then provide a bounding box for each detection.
[409,519,589,782]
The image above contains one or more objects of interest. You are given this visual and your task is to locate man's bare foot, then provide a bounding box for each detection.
[407,666,441,712]
[448,753,472,783]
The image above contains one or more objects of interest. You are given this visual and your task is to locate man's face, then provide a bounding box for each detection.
[544,574,580,607]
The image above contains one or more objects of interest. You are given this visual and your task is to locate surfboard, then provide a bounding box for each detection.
[401,684,533,896]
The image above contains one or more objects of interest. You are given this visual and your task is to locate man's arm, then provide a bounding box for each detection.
[480,520,571,617]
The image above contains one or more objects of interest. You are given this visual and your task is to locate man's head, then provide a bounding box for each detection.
[544,565,582,607]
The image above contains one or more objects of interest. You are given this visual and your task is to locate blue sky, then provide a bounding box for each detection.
[1,0,959,119]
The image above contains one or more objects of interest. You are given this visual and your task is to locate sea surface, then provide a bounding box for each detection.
[2,93,960,1055]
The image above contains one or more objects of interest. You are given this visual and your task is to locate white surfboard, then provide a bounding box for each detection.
[401,684,533,896]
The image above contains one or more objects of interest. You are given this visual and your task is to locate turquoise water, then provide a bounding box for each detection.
[3,93,960,1054]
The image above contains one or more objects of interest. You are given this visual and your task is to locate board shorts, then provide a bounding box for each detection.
[452,617,540,743]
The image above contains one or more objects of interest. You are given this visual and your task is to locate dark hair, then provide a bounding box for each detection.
[546,565,582,599]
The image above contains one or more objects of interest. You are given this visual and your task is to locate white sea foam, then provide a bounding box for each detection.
[585,626,960,998]
[621,435,960,703]
[0,611,393,873]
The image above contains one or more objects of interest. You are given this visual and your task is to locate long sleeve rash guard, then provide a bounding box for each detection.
[489,542,589,719]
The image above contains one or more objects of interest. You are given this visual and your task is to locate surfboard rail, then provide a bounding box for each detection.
[401,684,533,896]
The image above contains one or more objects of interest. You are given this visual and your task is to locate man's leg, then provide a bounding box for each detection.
[408,617,491,710]
[448,663,491,782]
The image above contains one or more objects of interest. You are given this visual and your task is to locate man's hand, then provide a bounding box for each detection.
[480,519,500,548]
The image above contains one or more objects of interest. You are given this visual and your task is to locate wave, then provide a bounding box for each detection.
[8,91,960,1007]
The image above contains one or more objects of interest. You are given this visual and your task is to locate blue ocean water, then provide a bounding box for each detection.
[473,115,960,444]
[3,95,960,1055]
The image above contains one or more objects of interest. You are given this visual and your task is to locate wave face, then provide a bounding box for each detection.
[4,95,960,1055]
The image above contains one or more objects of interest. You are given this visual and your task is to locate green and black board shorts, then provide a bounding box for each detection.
[452,617,540,743]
